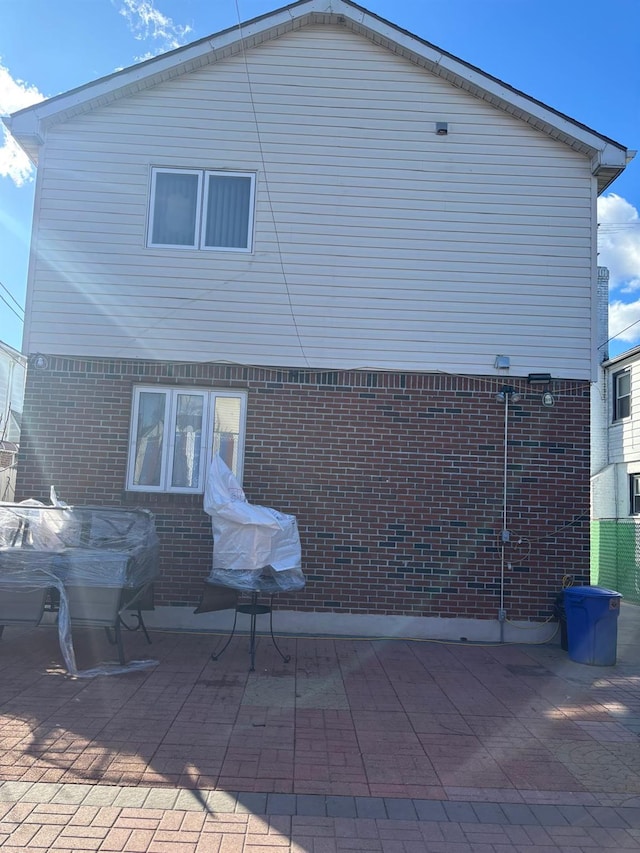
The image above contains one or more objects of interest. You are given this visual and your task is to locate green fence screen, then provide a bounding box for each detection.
[591,519,640,604]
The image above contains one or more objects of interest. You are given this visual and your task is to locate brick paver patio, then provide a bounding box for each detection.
[1,603,640,850]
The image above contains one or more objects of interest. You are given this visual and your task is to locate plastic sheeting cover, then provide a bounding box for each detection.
[0,502,159,588]
[0,500,160,677]
[203,455,305,592]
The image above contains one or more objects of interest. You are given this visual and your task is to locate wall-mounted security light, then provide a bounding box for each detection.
[527,373,552,383]
[541,391,555,407]
[435,122,448,135]
[494,355,510,370]
[496,386,521,403]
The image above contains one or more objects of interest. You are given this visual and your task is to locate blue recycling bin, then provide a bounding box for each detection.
[563,586,622,665]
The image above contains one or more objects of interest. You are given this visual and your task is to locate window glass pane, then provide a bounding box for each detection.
[204,175,252,249]
[133,392,166,486]
[152,171,199,246]
[617,372,630,397]
[615,371,631,419]
[171,394,204,488]
[212,396,242,474]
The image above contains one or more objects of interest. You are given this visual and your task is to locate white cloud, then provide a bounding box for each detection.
[0,61,45,187]
[597,194,640,293]
[116,0,193,60]
[609,299,640,346]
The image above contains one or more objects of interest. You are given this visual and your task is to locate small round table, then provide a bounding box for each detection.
[210,591,291,671]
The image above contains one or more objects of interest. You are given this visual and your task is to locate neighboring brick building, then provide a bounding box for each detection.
[5,0,630,639]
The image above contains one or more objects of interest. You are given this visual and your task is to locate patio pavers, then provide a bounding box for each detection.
[0,606,639,849]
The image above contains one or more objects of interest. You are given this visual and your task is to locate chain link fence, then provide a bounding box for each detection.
[591,520,640,605]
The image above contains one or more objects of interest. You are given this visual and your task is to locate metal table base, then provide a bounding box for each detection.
[210,591,291,671]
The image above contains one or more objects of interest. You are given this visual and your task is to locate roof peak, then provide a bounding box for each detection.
[4,0,629,191]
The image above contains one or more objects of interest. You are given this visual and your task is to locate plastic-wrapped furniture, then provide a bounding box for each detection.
[0,502,160,667]
[200,456,304,669]
[203,455,304,592]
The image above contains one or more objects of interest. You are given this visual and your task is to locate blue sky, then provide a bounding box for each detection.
[1,0,639,357]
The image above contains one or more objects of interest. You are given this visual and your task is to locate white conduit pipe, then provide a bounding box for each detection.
[500,390,510,643]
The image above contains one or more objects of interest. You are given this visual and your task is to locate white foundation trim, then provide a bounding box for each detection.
[142,606,558,645]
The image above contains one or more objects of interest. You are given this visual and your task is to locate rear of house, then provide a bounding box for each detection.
[5,0,630,639]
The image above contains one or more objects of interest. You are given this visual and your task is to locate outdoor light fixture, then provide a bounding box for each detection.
[435,122,448,135]
[542,391,555,407]
[496,386,521,403]
[494,355,510,370]
[527,373,552,383]
[30,354,49,370]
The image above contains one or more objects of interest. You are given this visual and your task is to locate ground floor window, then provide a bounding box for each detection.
[126,386,246,493]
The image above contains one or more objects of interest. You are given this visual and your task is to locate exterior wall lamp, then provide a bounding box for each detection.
[29,354,49,370]
[496,386,521,403]
[527,373,555,406]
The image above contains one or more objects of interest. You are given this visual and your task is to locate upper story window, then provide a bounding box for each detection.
[147,168,255,252]
[127,386,247,494]
[613,369,631,421]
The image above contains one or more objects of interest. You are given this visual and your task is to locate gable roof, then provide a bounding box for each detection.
[4,0,631,193]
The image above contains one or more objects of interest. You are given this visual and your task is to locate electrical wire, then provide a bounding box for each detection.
[598,319,640,351]
[508,515,588,558]
[233,0,310,368]
[0,280,24,314]
[0,293,24,323]
[598,222,640,229]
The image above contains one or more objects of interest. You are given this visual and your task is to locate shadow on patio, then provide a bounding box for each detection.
[1,606,640,808]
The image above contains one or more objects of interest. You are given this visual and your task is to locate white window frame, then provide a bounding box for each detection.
[630,474,640,516]
[147,167,255,252]
[126,386,247,494]
[613,369,631,422]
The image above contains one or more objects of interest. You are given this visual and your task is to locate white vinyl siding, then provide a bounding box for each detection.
[27,24,596,378]
[127,386,246,493]
[609,360,640,464]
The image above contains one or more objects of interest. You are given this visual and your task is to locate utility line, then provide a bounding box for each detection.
[598,222,640,227]
[0,280,24,313]
[0,293,24,323]
[233,0,311,368]
[598,317,640,350]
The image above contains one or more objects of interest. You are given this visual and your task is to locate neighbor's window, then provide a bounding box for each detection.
[631,475,640,515]
[148,168,255,251]
[127,386,247,493]
[613,369,631,421]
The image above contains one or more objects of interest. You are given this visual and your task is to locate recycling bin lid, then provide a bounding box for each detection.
[564,585,622,598]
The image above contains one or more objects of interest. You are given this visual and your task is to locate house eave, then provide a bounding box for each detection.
[603,346,640,370]
[4,0,629,188]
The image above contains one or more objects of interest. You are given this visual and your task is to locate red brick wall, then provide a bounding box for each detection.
[16,357,590,621]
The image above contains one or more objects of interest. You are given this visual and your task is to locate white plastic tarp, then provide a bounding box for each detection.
[203,455,304,591]
[0,499,159,677]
